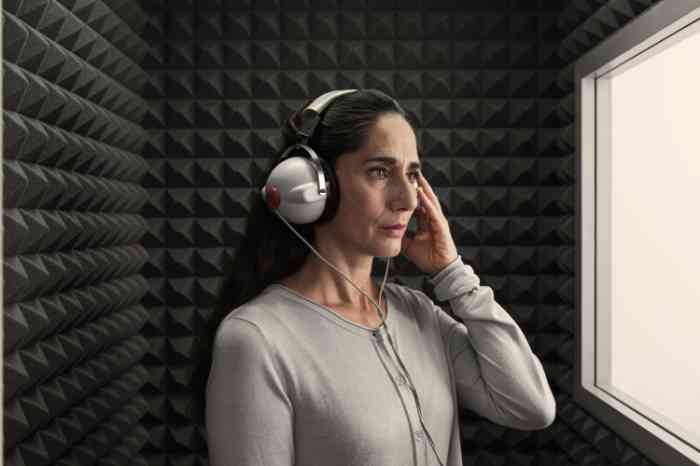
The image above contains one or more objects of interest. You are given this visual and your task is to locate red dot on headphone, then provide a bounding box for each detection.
[264,185,281,210]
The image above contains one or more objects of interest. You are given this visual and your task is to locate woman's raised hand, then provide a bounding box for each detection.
[400,173,459,276]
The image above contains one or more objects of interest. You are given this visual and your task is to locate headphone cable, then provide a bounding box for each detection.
[273,211,446,466]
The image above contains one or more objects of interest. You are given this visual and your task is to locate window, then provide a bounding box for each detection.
[575,2,700,465]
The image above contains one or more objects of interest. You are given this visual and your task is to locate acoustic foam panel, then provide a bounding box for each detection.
[138,1,581,465]
[3,0,152,465]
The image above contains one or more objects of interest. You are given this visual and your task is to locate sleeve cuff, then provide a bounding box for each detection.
[428,255,481,302]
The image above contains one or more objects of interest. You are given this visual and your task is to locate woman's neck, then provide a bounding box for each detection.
[281,256,382,310]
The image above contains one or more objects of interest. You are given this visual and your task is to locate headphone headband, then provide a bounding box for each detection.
[295,89,358,144]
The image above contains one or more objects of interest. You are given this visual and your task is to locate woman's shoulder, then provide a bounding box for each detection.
[214,284,321,343]
[384,280,435,308]
[219,285,295,326]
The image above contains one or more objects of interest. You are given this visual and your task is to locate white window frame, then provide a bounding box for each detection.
[575,1,700,466]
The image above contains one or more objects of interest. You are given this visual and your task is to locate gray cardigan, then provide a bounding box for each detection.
[206,255,556,466]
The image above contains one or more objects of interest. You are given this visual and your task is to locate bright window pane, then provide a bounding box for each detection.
[598,23,700,445]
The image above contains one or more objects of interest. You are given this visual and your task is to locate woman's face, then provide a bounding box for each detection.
[323,113,421,259]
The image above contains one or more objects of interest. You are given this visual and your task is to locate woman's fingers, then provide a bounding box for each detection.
[417,172,442,214]
[416,185,440,233]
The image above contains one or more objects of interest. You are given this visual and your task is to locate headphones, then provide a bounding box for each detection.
[260,89,358,225]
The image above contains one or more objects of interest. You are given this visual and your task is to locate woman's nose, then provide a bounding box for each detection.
[390,176,419,211]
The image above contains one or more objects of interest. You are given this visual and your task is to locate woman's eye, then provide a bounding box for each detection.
[369,168,421,181]
[369,167,389,178]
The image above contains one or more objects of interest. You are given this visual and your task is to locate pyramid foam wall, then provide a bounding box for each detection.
[3,0,152,465]
[138,1,580,465]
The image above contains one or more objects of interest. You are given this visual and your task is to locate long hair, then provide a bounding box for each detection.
[195,89,416,410]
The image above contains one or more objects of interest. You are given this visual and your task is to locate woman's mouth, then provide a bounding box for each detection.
[380,225,406,237]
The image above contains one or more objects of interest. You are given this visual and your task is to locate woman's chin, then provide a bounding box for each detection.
[373,239,403,256]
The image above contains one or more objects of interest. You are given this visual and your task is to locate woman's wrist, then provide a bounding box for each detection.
[429,254,461,279]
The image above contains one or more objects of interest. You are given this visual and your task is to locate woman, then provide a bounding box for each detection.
[204,89,556,466]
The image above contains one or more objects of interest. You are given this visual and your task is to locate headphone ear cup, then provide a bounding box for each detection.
[314,157,340,225]
[263,150,330,225]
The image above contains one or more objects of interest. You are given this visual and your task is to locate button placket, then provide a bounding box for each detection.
[380,337,411,391]
[374,326,425,459]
